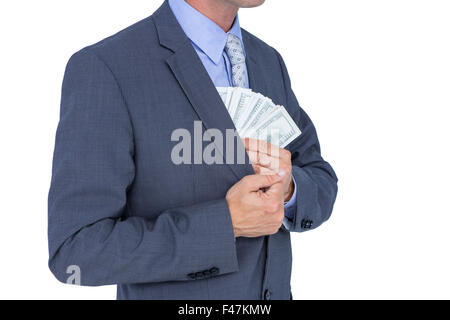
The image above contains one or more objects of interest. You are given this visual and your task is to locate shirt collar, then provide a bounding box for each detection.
[169,0,245,65]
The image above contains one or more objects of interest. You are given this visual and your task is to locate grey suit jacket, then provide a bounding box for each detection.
[48,0,338,300]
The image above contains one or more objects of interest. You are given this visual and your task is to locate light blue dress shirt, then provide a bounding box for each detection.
[169,0,297,224]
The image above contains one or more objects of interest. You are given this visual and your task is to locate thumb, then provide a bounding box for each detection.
[242,174,283,192]
[264,179,284,199]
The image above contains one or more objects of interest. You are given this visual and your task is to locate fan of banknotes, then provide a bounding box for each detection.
[217,87,301,148]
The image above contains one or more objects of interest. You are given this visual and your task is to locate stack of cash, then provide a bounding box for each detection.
[217,87,302,148]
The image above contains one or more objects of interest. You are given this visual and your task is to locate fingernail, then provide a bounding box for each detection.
[278,169,286,177]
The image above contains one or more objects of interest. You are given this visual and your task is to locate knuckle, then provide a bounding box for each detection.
[265,174,274,182]
[283,161,292,170]
[263,174,275,186]
[281,149,291,158]
[274,188,283,198]
[277,211,285,222]
[268,200,279,213]
[270,226,280,235]
[277,201,284,211]
[241,175,251,187]
[264,206,273,215]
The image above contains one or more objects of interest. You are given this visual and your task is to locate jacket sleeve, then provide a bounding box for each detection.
[275,49,339,233]
[48,49,238,286]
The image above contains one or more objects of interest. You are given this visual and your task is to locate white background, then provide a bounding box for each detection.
[1,0,449,300]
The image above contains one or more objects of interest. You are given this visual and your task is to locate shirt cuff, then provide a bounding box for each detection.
[284,176,297,207]
[282,216,294,230]
[283,175,297,229]
[284,175,297,209]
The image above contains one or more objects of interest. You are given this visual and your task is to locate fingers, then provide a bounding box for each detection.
[242,138,291,160]
[241,173,283,192]
[248,150,280,172]
[263,178,284,198]
[242,138,278,157]
[261,182,284,215]
[253,164,276,175]
[249,150,291,179]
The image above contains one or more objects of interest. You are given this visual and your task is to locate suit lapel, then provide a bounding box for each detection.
[154,1,253,179]
[246,56,266,97]
[243,31,269,98]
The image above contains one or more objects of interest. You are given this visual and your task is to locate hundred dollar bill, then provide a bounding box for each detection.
[246,107,301,148]
[228,88,254,127]
[240,98,277,136]
[225,87,236,111]
[216,87,234,111]
[215,87,302,148]
[235,93,267,132]
[228,88,254,119]
[217,87,228,105]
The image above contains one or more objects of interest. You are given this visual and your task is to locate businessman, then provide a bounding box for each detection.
[48,0,338,300]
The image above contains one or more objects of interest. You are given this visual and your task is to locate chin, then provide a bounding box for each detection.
[232,0,266,8]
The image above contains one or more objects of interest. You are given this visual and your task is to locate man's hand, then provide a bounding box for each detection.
[243,138,294,202]
[226,174,285,238]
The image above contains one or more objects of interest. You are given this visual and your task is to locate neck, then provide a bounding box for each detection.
[185,0,239,32]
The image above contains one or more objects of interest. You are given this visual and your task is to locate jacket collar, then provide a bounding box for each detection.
[168,0,244,65]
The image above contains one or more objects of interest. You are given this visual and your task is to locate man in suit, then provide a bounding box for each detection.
[48,0,338,300]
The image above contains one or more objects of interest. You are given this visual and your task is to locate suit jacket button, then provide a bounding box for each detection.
[264,289,272,300]
[301,219,314,229]
[301,219,307,228]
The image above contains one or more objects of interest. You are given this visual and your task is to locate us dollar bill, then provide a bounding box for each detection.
[246,107,301,147]
[229,88,254,126]
[240,99,277,136]
[216,87,301,148]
